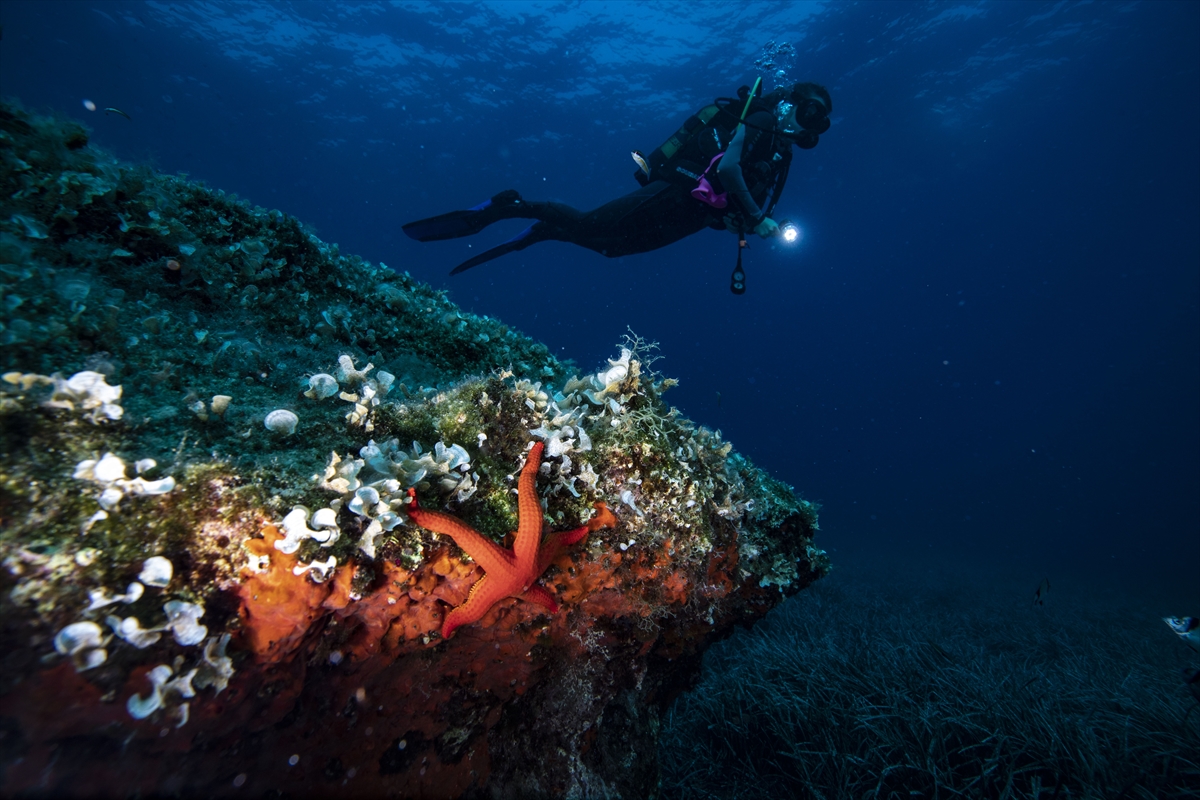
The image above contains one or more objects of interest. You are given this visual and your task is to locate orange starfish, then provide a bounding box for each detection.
[406,441,617,639]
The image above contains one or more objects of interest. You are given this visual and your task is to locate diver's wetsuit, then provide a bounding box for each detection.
[403,107,791,275]
[403,181,715,274]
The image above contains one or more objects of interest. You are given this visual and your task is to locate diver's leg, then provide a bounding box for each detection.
[443,200,589,274]
[402,190,529,242]
[518,201,586,229]
[437,184,709,273]
[448,184,710,273]
[559,182,713,257]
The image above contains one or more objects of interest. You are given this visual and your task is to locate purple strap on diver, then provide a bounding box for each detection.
[691,153,729,209]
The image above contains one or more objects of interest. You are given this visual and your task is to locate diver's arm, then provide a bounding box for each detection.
[718,124,778,237]
[717,125,764,224]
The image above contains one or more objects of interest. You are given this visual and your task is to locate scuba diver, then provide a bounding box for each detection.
[402,80,832,294]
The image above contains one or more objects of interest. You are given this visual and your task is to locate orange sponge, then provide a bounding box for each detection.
[237,524,334,662]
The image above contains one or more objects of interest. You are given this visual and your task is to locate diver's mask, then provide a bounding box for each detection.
[775,95,829,150]
[793,95,831,134]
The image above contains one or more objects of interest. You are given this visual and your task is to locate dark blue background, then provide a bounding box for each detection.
[3,1,1196,602]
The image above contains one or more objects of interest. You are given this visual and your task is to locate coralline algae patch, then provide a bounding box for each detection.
[0,101,827,797]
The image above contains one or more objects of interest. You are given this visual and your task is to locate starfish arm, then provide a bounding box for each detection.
[520,584,558,614]
[534,504,616,574]
[407,490,513,576]
[537,526,588,575]
[442,574,511,639]
[410,445,603,639]
[514,442,546,567]
[557,525,590,547]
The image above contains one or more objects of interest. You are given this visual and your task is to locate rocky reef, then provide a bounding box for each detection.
[0,101,828,798]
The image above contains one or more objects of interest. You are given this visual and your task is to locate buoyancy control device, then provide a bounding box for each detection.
[635,83,768,191]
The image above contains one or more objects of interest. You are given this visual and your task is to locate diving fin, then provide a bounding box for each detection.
[449,223,541,275]
[402,190,523,242]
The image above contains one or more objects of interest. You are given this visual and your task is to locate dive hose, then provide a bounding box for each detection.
[729,77,761,295]
[730,234,748,295]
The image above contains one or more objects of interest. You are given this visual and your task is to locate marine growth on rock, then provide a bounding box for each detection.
[0,101,827,798]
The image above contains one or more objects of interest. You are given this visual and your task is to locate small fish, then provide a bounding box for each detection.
[1164,616,1200,653]
[1032,577,1050,607]
[631,150,650,177]
[105,107,131,121]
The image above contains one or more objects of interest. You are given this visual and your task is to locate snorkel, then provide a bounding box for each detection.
[740,77,762,124]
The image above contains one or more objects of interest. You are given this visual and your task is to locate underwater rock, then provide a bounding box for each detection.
[0,101,827,798]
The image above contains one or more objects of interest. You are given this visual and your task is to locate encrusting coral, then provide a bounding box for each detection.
[0,100,828,798]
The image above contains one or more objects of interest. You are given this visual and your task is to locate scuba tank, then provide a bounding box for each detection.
[635,80,769,190]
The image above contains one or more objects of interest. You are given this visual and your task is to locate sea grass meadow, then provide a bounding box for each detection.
[1,2,1197,798]
[660,557,1199,798]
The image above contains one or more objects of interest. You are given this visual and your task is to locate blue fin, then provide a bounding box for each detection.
[402,190,523,242]
[402,209,488,242]
[449,224,539,275]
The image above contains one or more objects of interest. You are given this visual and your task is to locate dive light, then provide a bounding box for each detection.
[779,219,800,244]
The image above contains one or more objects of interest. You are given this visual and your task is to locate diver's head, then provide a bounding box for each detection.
[790,83,832,129]
[776,82,831,149]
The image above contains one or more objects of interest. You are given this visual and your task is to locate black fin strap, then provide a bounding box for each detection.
[730,235,747,295]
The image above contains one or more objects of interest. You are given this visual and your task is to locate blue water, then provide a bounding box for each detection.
[2,0,1196,602]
